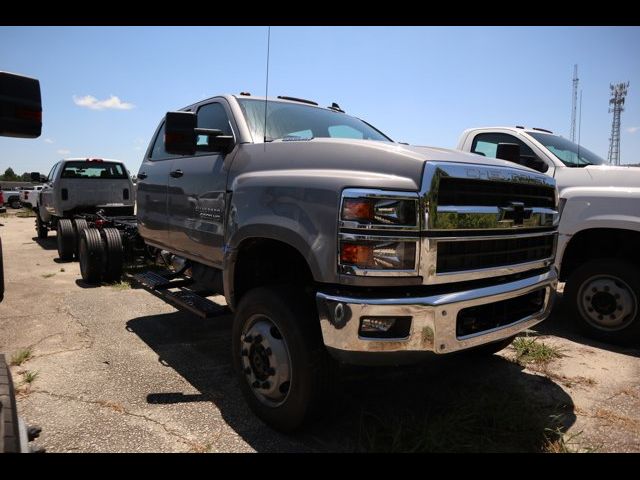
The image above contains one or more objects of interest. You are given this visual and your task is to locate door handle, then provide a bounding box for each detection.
[170,169,184,178]
[137,172,148,180]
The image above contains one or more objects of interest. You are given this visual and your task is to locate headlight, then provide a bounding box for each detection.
[340,190,419,229]
[339,239,417,270]
[338,189,420,276]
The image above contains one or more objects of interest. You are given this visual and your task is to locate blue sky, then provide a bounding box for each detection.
[1,26,639,175]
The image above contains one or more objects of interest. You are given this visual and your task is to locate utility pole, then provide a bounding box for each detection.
[570,65,579,142]
[607,82,629,166]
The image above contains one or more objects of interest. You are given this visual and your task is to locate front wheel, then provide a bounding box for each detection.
[232,286,334,432]
[564,258,640,345]
[36,214,48,239]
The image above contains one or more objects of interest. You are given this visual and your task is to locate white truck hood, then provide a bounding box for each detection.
[556,164,640,194]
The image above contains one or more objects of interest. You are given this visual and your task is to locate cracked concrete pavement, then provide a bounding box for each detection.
[1,211,639,452]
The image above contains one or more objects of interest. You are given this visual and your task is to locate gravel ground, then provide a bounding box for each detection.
[1,210,638,452]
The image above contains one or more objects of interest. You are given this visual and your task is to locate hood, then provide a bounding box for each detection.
[404,144,541,172]
[556,164,640,192]
[238,138,545,193]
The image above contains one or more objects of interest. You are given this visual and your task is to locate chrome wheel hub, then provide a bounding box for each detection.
[578,275,637,331]
[240,315,291,407]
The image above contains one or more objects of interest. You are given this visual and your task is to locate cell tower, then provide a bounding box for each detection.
[570,65,579,142]
[607,82,629,165]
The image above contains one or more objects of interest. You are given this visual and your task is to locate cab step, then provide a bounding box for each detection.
[131,269,228,319]
[163,290,229,318]
[132,270,192,290]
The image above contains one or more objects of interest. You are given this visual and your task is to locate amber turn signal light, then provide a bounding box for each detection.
[342,198,374,222]
[340,243,373,267]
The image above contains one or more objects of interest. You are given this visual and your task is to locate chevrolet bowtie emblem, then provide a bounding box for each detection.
[499,201,532,226]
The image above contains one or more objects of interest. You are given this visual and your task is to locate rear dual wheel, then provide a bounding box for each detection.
[56,219,75,261]
[78,228,124,284]
[73,218,89,259]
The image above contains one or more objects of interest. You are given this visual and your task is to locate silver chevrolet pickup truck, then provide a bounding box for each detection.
[81,94,559,431]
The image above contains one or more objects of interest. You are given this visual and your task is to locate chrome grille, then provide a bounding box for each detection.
[437,233,556,273]
[437,177,556,209]
[420,162,559,284]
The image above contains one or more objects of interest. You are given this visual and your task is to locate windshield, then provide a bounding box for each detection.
[237,98,392,143]
[61,161,128,179]
[528,132,606,167]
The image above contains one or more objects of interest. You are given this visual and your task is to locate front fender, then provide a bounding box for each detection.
[556,187,640,265]
[559,187,640,236]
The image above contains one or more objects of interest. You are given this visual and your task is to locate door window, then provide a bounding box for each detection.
[196,102,233,147]
[149,123,179,161]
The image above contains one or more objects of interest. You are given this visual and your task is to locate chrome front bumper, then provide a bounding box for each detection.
[316,269,557,357]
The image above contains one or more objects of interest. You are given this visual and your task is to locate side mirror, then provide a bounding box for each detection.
[520,155,549,173]
[164,111,197,155]
[0,71,42,138]
[496,143,521,164]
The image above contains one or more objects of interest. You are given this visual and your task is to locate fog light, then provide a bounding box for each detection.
[358,316,412,339]
[361,317,396,333]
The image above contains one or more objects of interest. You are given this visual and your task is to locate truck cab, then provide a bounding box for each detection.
[457,127,640,344]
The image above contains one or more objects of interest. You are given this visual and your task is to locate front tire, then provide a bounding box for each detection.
[36,214,48,239]
[564,258,640,345]
[1,354,20,452]
[232,286,334,432]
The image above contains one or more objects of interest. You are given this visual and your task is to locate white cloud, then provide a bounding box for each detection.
[627,126,640,134]
[57,149,71,155]
[133,137,145,151]
[44,138,54,144]
[73,94,135,111]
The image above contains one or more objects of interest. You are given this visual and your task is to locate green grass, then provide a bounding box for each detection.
[544,427,596,453]
[10,348,33,366]
[512,337,563,365]
[16,208,36,218]
[356,382,571,453]
[41,273,56,278]
[110,280,132,290]
[22,370,39,384]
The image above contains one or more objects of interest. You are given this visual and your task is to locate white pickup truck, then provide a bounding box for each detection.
[457,126,640,344]
[19,185,43,208]
[35,158,135,260]
[1,189,22,209]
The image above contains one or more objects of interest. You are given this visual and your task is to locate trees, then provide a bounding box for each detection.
[0,168,18,181]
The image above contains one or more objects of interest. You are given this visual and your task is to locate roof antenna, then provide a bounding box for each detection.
[263,26,271,150]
